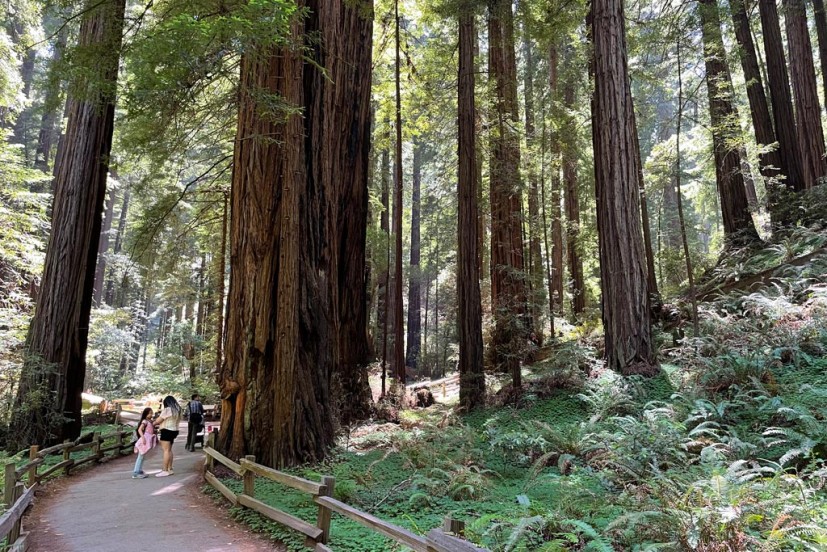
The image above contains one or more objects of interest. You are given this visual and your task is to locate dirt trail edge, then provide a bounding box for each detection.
[24,423,281,552]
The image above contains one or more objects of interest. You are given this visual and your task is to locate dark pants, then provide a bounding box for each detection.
[186,415,203,450]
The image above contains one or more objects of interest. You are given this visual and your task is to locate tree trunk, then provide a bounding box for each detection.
[458,9,486,411]
[393,0,406,388]
[405,142,422,376]
[590,0,655,375]
[784,0,827,187]
[758,0,806,194]
[214,193,227,376]
[548,46,565,329]
[217,1,371,467]
[522,32,545,344]
[561,50,585,316]
[93,185,116,307]
[104,189,130,305]
[35,26,69,173]
[377,122,390,361]
[813,0,827,108]
[10,0,126,448]
[11,20,36,153]
[489,0,528,387]
[730,0,784,189]
[700,0,759,241]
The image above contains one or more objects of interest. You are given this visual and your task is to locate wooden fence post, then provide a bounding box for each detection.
[443,516,465,536]
[116,431,124,457]
[63,440,72,476]
[28,446,38,486]
[9,482,23,542]
[93,432,102,461]
[4,462,15,509]
[114,404,122,425]
[243,455,256,498]
[205,432,216,472]
[315,475,335,544]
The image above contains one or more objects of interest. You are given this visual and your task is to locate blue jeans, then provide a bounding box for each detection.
[133,453,145,475]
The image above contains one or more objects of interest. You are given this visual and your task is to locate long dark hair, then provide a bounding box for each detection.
[137,407,152,436]
[162,395,182,416]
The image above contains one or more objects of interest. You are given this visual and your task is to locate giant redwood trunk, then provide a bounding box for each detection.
[729,0,784,188]
[405,143,423,375]
[10,0,126,448]
[784,0,827,188]
[548,46,565,330]
[217,2,372,466]
[590,0,655,375]
[458,9,486,411]
[392,0,405,387]
[522,33,545,345]
[700,0,759,241]
[813,0,827,106]
[561,53,585,316]
[489,0,529,387]
[758,0,805,193]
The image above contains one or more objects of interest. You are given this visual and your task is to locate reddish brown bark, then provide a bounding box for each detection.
[405,142,422,375]
[700,0,759,240]
[784,0,827,187]
[392,0,405,387]
[11,0,126,448]
[488,0,528,387]
[758,0,806,193]
[590,0,655,374]
[458,9,485,410]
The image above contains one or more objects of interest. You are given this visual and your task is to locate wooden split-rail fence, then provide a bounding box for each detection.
[0,427,135,551]
[203,433,488,552]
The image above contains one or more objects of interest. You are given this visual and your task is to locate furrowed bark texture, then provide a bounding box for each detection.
[11,0,126,448]
[784,0,827,187]
[488,0,528,386]
[405,143,422,374]
[729,0,783,185]
[218,1,372,467]
[458,10,486,410]
[700,0,759,240]
[758,0,805,192]
[590,0,654,374]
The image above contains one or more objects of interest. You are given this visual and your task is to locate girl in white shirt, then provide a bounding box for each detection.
[154,396,182,477]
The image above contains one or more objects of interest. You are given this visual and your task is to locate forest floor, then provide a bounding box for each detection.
[208,216,827,551]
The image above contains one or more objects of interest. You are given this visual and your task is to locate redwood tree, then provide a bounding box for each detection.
[458,6,486,410]
[405,142,423,375]
[590,0,655,375]
[561,49,584,316]
[700,0,759,240]
[11,0,127,447]
[217,1,372,467]
[488,0,529,387]
[813,0,827,104]
[784,0,827,187]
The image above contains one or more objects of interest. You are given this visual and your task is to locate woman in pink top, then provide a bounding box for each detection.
[132,407,157,479]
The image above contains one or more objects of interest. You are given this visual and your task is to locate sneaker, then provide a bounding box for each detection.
[168,469,174,475]
[155,471,170,477]
[132,474,147,479]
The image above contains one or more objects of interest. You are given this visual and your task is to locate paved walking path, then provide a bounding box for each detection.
[24,424,278,552]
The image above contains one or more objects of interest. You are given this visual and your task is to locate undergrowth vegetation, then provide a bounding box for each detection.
[209,240,827,551]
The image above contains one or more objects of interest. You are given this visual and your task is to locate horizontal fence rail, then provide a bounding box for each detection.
[202,433,487,552]
[2,426,135,550]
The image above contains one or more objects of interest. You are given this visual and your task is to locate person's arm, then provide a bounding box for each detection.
[137,421,146,438]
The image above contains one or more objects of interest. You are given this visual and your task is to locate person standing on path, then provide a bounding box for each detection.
[132,407,157,479]
[154,396,182,477]
[185,393,204,452]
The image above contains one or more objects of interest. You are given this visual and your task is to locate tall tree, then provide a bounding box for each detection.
[376,125,390,358]
[10,0,127,447]
[758,0,805,194]
[217,1,372,466]
[700,0,759,240]
[405,142,423,375]
[729,0,784,191]
[392,0,405,387]
[590,0,655,374]
[93,185,116,306]
[548,45,565,333]
[104,189,130,306]
[458,6,486,411]
[813,0,827,105]
[214,192,228,376]
[34,25,69,172]
[784,0,827,187]
[489,0,529,387]
[522,28,544,345]
[561,48,585,316]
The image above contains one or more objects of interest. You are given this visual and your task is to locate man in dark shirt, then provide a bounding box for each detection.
[186,393,205,452]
